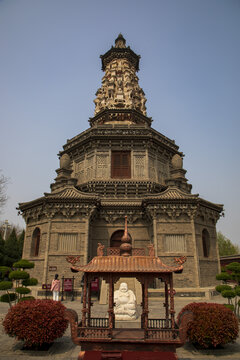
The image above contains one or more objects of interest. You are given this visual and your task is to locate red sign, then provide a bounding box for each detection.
[42,284,51,290]
[91,278,99,291]
[64,278,72,292]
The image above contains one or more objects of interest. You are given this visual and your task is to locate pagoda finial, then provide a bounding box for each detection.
[120,216,132,257]
[93,36,148,119]
[115,33,126,48]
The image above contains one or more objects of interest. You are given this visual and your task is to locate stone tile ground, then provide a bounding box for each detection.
[0,296,239,359]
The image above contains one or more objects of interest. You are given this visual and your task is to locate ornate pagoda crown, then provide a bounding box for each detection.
[93,34,147,117]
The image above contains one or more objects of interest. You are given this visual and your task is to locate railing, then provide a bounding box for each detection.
[148,318,170,329]
[79,327,111,339]
[146,328,179,341]
[89,317,109,328]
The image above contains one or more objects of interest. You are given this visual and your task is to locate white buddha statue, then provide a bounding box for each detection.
[114,282,137,320]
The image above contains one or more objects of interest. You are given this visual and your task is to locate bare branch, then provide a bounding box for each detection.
[0,170,9,213]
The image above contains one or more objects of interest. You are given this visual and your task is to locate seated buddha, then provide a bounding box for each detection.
[114,282,137,320]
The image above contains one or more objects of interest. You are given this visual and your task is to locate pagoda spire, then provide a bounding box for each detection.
[93,35,147,116]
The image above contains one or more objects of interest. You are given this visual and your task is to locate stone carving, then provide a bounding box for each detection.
[97,243,104,256]
[94,36,147,117]
[147,244,155,257]
[114,282,137,320]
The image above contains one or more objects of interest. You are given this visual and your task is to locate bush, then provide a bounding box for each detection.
[235,286,240,296]
[177,302,238,348]
[13,259,34,269]
[3,299,68,346]
[9,270,29,280]
[0,293,17,303]
[221,290,236,299]
[15,287,31,295]
[216,273,231,281]
[18,296,35,303]
[0,281,13,291]
[224,304,235,311]
[0,266,12,279]
[226,262,240,273]
[215,285,232,293]
[22,278,38,286]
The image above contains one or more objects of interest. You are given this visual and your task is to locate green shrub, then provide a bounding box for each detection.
[13,259,34,269]
[9,270,29,280]
[15,287,31,295]
[226,262,240,272]
[177,302,238,348]
[216,273,231,281]
[18,296,35,303]
[0,281,13,291]
[215,285,232,293]
[221,290,236,299]
[224,304,235,311]
[235,286,240,296]
[3,300,68,346]
[0,266,12,279]
[22,278,38,286]
[0,293,17,303]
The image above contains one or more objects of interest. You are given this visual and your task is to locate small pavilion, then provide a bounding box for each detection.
[66,216,189,360]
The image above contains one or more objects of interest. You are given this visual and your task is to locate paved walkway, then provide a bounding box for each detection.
[0,296,239,359]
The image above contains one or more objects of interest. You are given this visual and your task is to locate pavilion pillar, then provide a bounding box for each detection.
[169,274,175,329]
[82,273,88,327]
[143,278,149,338]
[87,278,92,327]
[108,275,114,336]
[141,282,145,329]
[164,281,169,327]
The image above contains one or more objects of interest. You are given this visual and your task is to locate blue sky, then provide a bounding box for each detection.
[0,0,239,245]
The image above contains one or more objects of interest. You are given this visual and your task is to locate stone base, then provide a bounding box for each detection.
[149,287,218,300]
[78,350,178,360]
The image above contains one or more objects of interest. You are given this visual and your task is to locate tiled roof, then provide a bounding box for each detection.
[69,255,183,274]
[145,186,198,200]
[45,187,98,199]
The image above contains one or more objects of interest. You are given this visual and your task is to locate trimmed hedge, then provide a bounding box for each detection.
[9,270,29,280]
[18,296,35,303]
[221,290,236,299]
[177,302,238,348]
[0,293,17,303]
[216,273,231,281]
[15,287,31,295]
[13,259,34,269]
[0,266,12,278]
[22,278,38,286]
[0,281,13,291]
[3,299,68,346]
[215,285,232,293]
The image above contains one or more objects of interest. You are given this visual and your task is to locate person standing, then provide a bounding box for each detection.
[51,274,60,301]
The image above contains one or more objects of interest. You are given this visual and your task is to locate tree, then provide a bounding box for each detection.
[216,262,240,316]
[0,232,5,265]
[217,231,239,256]
[4,229,19,266]
[18,230,25,259]
[0,171,8,214]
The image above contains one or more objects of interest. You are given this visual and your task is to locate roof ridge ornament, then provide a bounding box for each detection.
[120,216,132,257]
[115,33,126,48]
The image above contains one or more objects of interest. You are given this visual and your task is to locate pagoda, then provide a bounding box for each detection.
[18,34,223,297]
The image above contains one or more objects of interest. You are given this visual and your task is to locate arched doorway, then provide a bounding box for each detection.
[202,229,210,257]
[32,227,41,257]
[110,230,132,248]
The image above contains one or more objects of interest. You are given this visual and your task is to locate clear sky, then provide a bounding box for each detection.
[0,0,239,246]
